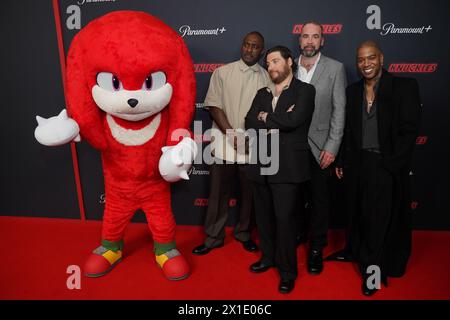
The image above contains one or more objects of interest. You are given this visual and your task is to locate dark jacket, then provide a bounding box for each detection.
[339,70,421,276]
[339,70,421,173]
[245,77,315,184]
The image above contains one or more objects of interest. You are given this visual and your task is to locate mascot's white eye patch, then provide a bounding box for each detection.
[142,71,166,91]
[97,72,123,92]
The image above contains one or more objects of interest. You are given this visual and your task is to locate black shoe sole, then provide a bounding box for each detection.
[279,288,294,294]
[250,264,274,273]
[278,284,295,294]
[192,244,224,255]
[192,249,210,256]
[307,268,323,276]
[250,267,271,273]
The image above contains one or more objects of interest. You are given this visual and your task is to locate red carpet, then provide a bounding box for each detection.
[1,216,449,300]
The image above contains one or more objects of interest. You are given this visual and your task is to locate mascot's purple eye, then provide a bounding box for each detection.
[142,71,166,91]
[144,76,152,90]
[112,76,120,90]
[97,72,122,91]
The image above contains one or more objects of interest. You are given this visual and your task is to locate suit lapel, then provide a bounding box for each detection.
[260,87,275,114]
[273,80,295,113]
[352,80,364,148]
[376,70,394,147]
[310,56,326,86]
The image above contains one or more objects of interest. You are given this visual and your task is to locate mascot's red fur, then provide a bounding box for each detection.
[50,11,196,280]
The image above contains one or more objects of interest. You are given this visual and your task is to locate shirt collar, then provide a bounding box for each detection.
[266,74,294,95]
[298,52,321,69]
[238,59,261,72]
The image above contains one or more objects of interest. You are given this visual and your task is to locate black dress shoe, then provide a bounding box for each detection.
[278,279,295,294]
[362,279,379,296]
[307,249,323,275]
[361,269,383,296]
[324,249,353,262]
[249,261,273,273]
[192,244,223,255]
[241,240,258,252]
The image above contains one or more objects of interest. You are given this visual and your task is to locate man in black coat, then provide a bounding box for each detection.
[245,46,315,294]
[333,41,421,296]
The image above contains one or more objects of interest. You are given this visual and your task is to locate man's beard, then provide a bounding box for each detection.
[301,45,321,57]
[270,65,291,84]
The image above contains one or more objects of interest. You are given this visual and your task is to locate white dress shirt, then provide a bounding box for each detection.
[297,52,321,84]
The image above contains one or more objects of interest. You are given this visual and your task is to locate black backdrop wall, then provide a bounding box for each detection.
[1,0,449,230]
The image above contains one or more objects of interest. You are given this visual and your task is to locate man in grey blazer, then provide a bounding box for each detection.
[295,21,346,275]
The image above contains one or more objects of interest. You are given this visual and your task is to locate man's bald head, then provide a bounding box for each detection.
[357,40,383,55]
[246,31,265,48]
[241,31,265,66]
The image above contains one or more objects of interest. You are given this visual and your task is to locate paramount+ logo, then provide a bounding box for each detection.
[388,64,438,73]
[292,24,342,34]
[66,1,119,30]
[366,5,432,36]
[178,25,227,38]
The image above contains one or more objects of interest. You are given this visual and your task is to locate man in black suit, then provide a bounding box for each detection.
[333,41,421,296]
[245,46,315,294]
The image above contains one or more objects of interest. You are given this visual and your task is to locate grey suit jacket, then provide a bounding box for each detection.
[296,54,347,164]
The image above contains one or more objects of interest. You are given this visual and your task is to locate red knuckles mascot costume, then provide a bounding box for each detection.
[34,11,198,281]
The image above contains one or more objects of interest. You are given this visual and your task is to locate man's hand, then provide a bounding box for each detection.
[257,111,268,123]
[335,167,344,179]
[319,150,335,169]
[234,129,248,154]
[226,129,247,153]
[226,129,238,150]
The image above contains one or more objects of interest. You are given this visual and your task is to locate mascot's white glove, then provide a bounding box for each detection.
[34,109,80,146]
[159,136,198,182]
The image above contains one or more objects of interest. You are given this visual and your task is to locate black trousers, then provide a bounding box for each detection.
[204,163,254,248]
[296,152,330,249]
[252,181,300,281]
[308,152,331,249]
[349,150,394,275]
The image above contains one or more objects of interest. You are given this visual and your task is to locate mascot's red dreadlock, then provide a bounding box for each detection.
[34,11,198,280]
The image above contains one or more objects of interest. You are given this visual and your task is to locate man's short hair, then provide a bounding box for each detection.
[245,31,265,48]
[357,40,383,54]
[266,45,298,74]
[302,21,324,37]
